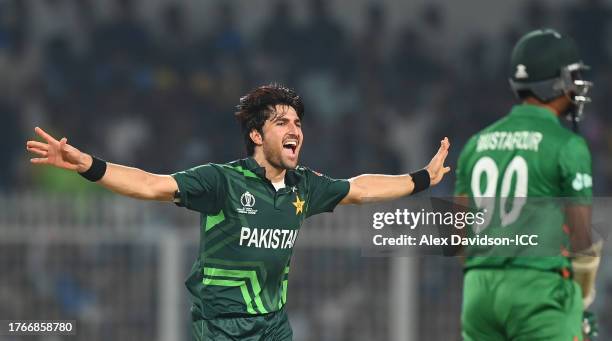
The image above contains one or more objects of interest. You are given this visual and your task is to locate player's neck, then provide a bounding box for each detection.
[252,153,286,183]
[523,97,570,117]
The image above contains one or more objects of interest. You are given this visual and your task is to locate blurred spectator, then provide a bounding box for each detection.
[92,0,151,63]
[30,0,87,56]
[417,3,450,62]
[258,0,300,59]
[0,0,39,101]
[0,0,29,54]
[72,0,96,42]
[385,84,444,172]
[388,27,446,104]
[156,3,195,74]
[355,3,389,107]
[193,1,249,126]
[199,1,246,64]
[564,0,612,70]
[460,34,493,79]
[254,0,301,83]
[0,101,20,190]
[522,0,550,30]
[43,37,80,98]
[299,0,350,73]
[3,1,612,340]
[0,0,608,198]
[493,26,522,79]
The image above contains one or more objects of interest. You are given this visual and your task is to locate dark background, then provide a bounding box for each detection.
[1,0,612,340]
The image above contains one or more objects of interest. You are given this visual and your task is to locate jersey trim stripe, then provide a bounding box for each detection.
[205,210,225,232]
[203,267,268,314]
[221,164,259,179]
[202,278,258,314]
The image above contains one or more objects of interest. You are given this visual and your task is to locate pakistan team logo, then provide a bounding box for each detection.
[237,191,258,215]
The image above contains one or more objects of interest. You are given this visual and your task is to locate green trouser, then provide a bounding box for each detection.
[462,268,583,341]
[192,308,292,341]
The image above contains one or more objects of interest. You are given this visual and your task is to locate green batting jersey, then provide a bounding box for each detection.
[455,104,593,271]
[172,157,350,319]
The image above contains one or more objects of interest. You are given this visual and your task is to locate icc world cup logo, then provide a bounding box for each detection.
[240,191,256,208]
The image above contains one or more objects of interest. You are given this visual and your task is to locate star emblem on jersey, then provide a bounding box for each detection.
[292,195,305,215]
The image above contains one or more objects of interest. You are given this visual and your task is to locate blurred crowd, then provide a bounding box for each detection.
[2,1,612,339]
[1,0,612,194]
[0,242,158,340]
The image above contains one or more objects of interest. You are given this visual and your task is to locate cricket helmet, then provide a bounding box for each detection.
[509,29,593,124]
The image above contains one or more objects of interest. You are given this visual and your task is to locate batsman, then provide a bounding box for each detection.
[455,29,602,341]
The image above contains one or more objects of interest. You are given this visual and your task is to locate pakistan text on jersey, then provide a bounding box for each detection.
[239,227,299,249]
[476,131,543,152]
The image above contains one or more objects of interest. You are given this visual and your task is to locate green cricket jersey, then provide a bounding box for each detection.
[455,104,593,271]
[172,157,350,319]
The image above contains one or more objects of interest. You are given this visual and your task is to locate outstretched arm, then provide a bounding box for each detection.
[340,137,451,205]
[26,127,178,201]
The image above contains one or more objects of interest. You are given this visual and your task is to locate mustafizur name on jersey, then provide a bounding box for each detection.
[455,104,593,271]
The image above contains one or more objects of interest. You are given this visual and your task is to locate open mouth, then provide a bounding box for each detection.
[283,140,298,155]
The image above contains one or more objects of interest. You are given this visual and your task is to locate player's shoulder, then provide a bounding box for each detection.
[474,113,515,137]
[295,166,342,179]
[294,165,320,176]
[462,114,511,146]
[196,161,227,171]
[508,104,577,140]
[560,131,591,155]
[292,166,341,185]
[457,111,535,160]
[176,162,226,179]
[546,120,582,142]
[219,159,243,170]
[465,106,583,148]
[457,129,484,157]
[216,159,259,178]
[293,166,322,182]
[559,124,588,142]
[177,160,251,180]
[535,119,589,155]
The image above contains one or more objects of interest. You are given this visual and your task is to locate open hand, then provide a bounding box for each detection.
[426,137,451,186]
[26,127,90,172]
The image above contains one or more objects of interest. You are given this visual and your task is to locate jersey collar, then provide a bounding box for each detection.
[509,104,560,124]
[243,157,302,187]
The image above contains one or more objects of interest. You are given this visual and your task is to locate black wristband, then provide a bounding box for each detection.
[79,156,107,182]
[409,169,430,194]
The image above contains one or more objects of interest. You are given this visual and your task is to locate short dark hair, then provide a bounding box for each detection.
[235,84,304,155]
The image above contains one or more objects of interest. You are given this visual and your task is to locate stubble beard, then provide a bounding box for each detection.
[263,144,297,170]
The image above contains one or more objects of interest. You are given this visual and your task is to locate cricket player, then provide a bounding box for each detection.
[27,84,451,340]
[455,29,601,340]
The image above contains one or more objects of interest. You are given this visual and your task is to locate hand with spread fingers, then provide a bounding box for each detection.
[426,137,451,186]
[26,127,91,172]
